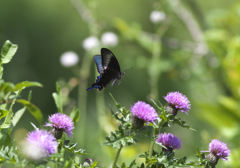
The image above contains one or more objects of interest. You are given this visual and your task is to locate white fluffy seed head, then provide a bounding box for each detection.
[101,32,118,47]
[60,51,79,67]
[82,36,100,50]
[150,11,166,23]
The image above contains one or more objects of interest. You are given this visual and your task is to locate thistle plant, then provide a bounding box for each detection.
[0,40,231,168]
[44,113,74,139]
[105,93,230,168]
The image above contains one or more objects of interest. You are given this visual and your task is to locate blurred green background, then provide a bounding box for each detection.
[0,0,239,167]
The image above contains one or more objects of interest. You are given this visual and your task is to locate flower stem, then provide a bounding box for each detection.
[148,127,157,159]
[146,120,164,168]
[112,144,123,168]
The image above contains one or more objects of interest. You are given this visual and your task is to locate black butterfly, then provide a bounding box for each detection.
[86,48,125,91]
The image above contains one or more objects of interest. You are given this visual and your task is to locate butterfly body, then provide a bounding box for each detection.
[86,48,124,91]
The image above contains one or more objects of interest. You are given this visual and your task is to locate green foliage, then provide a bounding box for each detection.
[52,82,63,113]
[107,93,204,168]
[0,40,18,79]
[63,143,89,156]
[0,0,237,166]
[69,106,80,125]
[16,99,43,124]
[117,160,136,168]
[139,150,187,168]
[0,146,19,164]
[0,40,43,166]
[165,115,196,131]
[14,81,42,93]
[104,94,136,148]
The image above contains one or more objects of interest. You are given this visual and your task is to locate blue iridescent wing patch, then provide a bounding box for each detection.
[93,55,104,74]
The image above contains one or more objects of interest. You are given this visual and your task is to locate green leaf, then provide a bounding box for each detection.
[121,162,126,168]
[69,106,80,125]
[90,161,97,168]
[0,107,8,119]
[1,40,18,64]
[0,129,11,147]
[16,99,43,124]
[129,160,136,168]
[169,116,196,131]
[28,90,32,101]
[64,159,73,168]
[0,110,13,129]
[0,82,15,97]
[13,81,43,92]
[52,82,63,113]
[1,99,15,129]
[12,106,26,127]
[155,142,168,150]
[0,66,3,79]
[64,143,90,155]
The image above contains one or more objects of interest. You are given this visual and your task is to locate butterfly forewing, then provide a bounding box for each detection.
[101,48,121,71]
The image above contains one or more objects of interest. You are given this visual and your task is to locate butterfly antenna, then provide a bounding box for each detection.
[123,66,133,72]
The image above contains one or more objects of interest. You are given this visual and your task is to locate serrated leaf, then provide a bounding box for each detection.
[0,129,11,147]
[1,99,15,129]
[112,142,121,148]
[64,144,90,155]
[69,106,80,125]
[16,99,42,124]
[1,40,18,64]
[171,116,196,131]
[12,106,26,127]
[13,81,42,92]
[0,110,13,129]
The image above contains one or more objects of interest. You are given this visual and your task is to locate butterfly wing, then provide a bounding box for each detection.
[86,48,124,91]
[86,68,118,91]
[101,48,121,72]
[93,55,104,74]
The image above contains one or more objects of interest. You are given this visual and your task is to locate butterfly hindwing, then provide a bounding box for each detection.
[93,55,104,74]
